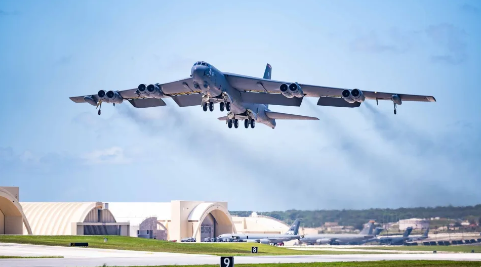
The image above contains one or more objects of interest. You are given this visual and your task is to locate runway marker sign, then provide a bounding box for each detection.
[251,246,258,253]
[220,256,234,267]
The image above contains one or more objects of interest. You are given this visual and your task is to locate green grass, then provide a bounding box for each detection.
[0,235,385,256]
[350,245,481,253]
[0,256,63,259]
[114,261,481,267]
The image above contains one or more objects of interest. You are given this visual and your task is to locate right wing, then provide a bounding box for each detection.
[69,78,203,108]
[224,73,436,105]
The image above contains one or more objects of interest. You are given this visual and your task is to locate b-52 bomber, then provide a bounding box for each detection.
[70,62,436,129]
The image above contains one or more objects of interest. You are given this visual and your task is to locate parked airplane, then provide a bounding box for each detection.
[70,62,436,129]
[407,228,429,242]
[217,219,300,244]
[378,227,413,245]
[300,221,375,245]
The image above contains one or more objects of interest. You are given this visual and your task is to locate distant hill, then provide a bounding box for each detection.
[230,204,481,229]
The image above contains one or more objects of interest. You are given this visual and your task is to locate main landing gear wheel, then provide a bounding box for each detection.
[202,103,208,112]
[98,109,101,115]
[227,119,233,128]
[244,119,249,128]
[226,102,231,111]
[234,119,239,128]
[393,103,397,115]
[250,119,255,128]
[209,102,214,112]
[220,102,225,112]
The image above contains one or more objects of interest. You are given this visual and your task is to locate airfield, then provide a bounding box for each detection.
[1,237,481,267]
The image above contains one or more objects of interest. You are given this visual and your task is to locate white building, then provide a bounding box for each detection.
[398,218,429,230]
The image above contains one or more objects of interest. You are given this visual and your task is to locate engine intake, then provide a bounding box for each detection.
[341,89,355,103]
[280,83,293,98]
[351,88,365,102]
[137,83,163,98]
[104,90,123,104]
[288,83,304,98]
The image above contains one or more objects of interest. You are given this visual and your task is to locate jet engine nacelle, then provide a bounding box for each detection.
[288,83,304,98]
[246,239,260,243]
[351,88,365,102]
[341,89,356,103]
[280,83,293,98]
[105,90,123,104]
[137,83,164,98]
[259,239,270,244]
[392,94,402,105]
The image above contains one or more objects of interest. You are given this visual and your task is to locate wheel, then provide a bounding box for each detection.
[220,102,225,111]
[203,103,207,111]
[250,119,255,128]
[244,119,249,128]
[226,102,231,111]
[209,102,214,112]
[228,119,233,128]
[98,110,101,115]
[394,109,397,115]
[234,119,239,128]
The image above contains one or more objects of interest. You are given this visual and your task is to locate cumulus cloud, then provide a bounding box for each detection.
[349,28,416,54]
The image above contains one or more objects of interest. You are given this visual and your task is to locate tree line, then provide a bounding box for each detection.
[230,204,481,229]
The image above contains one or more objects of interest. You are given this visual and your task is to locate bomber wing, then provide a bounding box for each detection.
[224,73,436,107]
[69,78,203,109]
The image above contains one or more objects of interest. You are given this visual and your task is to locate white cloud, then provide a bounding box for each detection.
[81,147,131,165]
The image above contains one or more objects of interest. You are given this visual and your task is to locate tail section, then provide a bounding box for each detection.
[263,63,272,80]
[422,228,429,238]
[360,221,375,235]
[285,219,300,235]
[265,111,318,120]
[373,227,384,236]
[403,227,413,237]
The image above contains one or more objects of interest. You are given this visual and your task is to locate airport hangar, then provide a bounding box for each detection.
[0,187,290,241]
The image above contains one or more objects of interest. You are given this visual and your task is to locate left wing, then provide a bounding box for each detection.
[224,73,436,104]
[69,78,203,108]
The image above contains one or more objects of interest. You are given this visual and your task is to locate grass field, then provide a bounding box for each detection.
[350,245,481,253]
[119,261,481,267]
[0,235,385,256]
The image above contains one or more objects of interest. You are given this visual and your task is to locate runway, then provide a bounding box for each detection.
[1,243,480,267]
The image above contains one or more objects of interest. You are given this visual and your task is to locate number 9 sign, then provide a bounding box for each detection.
[220,256,234,267]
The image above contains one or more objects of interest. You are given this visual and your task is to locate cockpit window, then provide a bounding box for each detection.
[201,62,206,66]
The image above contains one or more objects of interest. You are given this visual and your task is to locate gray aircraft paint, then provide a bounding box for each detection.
[300,221,375,245]
[217,219,300,244]
[377,227,413,245]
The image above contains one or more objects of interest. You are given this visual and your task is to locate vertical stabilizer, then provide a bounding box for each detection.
[285,219,300,235]
[263,63,272,80]
[403,227,413,237]
[422,228,429,237]
[360,221,375,235]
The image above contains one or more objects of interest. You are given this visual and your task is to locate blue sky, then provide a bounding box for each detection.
[0,0,480,211]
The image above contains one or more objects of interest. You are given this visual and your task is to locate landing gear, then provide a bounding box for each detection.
[209,102,214,112]
[394,103,397,115]
[226,102,231,111]
[220,102,225,112]
[228,119,233,128]
[244,119,249,128]
[234,119,239,128]
[202,103,208,112]
[250,119,255,128]
[97,101,102,115]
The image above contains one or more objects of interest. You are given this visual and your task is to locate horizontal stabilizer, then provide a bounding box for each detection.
[266,111,318,120]
[241,92,303,106]
[128,98,166,108]
[317,97,361,108]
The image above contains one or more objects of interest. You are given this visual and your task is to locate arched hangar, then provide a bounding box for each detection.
[0,187,32,235]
